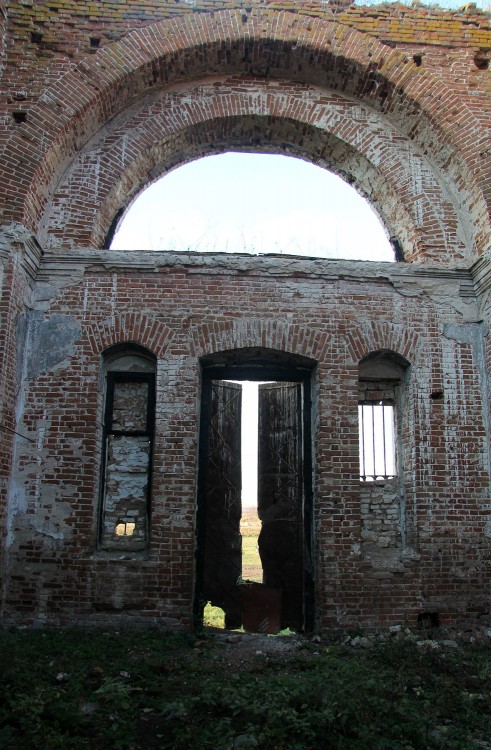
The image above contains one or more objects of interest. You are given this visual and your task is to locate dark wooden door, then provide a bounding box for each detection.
[200,381,242,628]
[257,381,304,630]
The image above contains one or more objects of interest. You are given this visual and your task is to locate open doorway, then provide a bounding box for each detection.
[195,352,314,633]
[240,381,263,585]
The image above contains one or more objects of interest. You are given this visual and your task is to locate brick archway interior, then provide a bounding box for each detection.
[0,8,488,265]
[38,81,473,264]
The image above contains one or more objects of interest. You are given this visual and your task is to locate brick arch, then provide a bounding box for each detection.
[189,318,331,364]
[54,111,423,257]
[346,322,420,366]
[0,7,488,260]
[41,87,463,263]
[85,314,174,357]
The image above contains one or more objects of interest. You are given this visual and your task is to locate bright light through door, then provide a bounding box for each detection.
[241,382,259,508]
[240,382,263,583]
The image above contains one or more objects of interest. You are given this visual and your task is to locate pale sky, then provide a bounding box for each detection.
[111,153,395,262]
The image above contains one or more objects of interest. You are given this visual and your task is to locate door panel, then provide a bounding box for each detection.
[258,382,304,630]
[201,381,242,628]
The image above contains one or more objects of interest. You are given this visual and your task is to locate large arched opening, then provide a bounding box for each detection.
[0,10,487,264]
[109,152,396,261]
[2,2,490,634]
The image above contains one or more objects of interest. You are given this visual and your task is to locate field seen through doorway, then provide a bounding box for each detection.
[240,507,262,582]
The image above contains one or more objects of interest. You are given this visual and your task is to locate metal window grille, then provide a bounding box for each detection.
[359,401,396,481]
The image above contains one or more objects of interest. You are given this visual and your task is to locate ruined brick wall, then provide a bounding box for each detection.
[2,252,488,629]
[0,0,490,630]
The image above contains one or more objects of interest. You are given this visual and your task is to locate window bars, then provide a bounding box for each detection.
[358,401,396,481]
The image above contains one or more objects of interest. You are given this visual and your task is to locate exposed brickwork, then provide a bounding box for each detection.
[0,1,490,631]
[86,313,174,357]
[0,2,489,258]
[40,79,469,262]
[0,250,488,630]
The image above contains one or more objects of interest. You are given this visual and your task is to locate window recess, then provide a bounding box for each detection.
[358,350,409,484]
[99,350,155,551]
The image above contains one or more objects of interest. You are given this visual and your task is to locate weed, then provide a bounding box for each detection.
[0,629,490,749]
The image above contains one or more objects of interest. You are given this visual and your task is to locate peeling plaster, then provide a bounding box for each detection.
[24,312,81,379]
[392,279,478,321]
[32,282,59,311]
[443,322,491,480]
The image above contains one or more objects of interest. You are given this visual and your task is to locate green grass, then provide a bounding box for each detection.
[241,534,262,581]
[241,508,262,582]
[203,602,226,628]
[1,628,491,749]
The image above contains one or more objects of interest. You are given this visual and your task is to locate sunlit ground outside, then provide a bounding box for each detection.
[240,508,262,582]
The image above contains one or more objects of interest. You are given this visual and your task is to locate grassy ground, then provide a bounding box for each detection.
[1,627,491,749]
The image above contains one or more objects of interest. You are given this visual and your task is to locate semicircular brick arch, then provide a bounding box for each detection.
[189,318,331,364]
[94,114,419,257]
[41,82,465,264]
[346,322,421,366]
[85,313,174,357]
[0,7,488,261]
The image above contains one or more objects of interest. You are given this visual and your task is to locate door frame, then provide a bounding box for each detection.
[195,354,315,632]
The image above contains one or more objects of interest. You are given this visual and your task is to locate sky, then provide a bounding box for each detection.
[111,153,395,262]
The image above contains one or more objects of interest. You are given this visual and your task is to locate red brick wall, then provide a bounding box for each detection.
[0,252,488,629]
[0,0,490,630]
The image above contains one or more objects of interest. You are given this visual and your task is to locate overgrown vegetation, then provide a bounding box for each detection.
[1,628,490,749]
[203,601,226,628]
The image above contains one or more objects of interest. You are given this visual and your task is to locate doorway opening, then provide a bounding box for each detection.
[195,350,315,634]
[239,381,263,585]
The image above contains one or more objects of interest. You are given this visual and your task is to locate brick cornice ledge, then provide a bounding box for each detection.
[471,254,491,299]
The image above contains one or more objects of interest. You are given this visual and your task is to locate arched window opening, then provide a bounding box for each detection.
[358,351,409,482]
[110,153,395,262]
[358,350,411,554]
[99,345,156,551]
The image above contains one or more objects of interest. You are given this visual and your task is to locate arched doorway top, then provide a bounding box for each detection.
[201,346,318,377]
